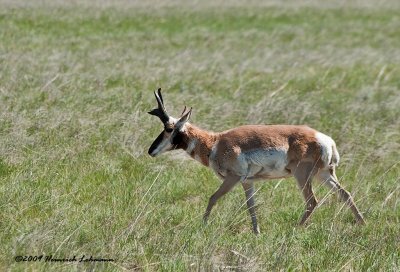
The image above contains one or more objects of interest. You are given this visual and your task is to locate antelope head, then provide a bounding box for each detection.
[148,88,192,157]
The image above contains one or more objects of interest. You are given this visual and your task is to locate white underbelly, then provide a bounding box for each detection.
[209,147,291,180]
[243,148,289,179]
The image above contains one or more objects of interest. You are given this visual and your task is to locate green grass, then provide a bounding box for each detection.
[0,1,399,271]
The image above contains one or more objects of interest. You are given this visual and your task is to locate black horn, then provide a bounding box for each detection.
[148,88,169,123]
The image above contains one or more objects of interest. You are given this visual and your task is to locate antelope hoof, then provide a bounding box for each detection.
[357,217,366,225]
[253,226,260,235]
[298,219,310,227]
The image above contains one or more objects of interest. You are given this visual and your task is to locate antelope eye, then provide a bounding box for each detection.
[165,128,173,133]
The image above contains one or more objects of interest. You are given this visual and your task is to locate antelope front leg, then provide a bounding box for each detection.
[203,175,240,223]
[242,182,260,234]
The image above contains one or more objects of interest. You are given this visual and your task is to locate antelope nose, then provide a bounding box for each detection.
[148,149,156,157]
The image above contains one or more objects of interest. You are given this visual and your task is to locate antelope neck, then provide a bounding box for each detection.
[181,123,219,166]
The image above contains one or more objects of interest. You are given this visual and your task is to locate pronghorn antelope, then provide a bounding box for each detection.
[148,88,365,233]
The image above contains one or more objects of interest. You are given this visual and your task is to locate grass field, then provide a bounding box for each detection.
[1,0,399,271]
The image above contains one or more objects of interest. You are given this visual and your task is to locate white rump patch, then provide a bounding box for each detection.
[315,132,339,167]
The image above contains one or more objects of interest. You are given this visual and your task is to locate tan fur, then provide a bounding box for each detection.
[180,124,323,172]
[213,125,324,173]
[182,124,218,167]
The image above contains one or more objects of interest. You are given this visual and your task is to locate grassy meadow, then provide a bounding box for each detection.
[0,0,399,271]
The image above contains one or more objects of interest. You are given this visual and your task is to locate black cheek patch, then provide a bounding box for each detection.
[148,132,164,155]
[172,131,183,146]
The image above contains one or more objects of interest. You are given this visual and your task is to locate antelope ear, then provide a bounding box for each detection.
[180,106,187,116]
[176,107,192,129]
[157,88,164,104]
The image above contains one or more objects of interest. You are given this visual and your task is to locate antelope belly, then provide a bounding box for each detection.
[244,148,289,178]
